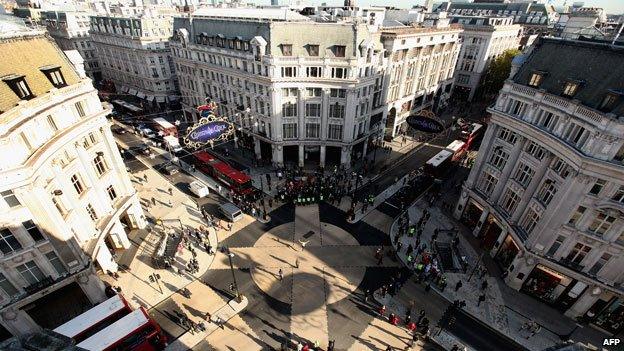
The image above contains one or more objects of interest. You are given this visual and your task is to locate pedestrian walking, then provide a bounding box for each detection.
[481,280,489,291]
[168,198,172,207]
[278,268,283,281]
[378,305,386,317]
[328,340,335,351]
[526,323,541,339]
[477,294,486,306]
[364,289,370,303]
[416,309,426,324]
[151,197,156,205]
[296,342,303,351]
[295,258,299,268]
[377,253,383,265]
[451,345,460,351]
[455,280,463,291]
[143,174,148,182]
[168,187,173,196]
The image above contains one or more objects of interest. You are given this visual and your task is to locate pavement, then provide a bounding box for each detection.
[385,176,610,351]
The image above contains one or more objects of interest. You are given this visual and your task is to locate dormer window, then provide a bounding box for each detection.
[40,66,66,88]
[280,44,293,56]
[332,45,346,58]
[528,72,545,87]
[562,80,581,98]
[307,44,319,57]
[3,75,34,100]
[599,92,619,113]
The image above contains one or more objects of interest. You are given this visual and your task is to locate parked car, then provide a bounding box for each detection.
[218,202,244,222]
[189,180,209,198]
[137,146,152,156]
[163,164,179,175]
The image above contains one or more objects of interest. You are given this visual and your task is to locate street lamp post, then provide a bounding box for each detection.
[225,246,242,303]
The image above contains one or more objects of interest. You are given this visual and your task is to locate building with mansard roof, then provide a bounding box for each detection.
[454,37,624,334]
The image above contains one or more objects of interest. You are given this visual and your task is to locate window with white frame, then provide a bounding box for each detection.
[331,67,347,79]
[17,261,45,285]
[282,102,297,117]
[282,88,298,97]
[528,72,544,87]
[328,103,345,119]
[281,67,297,77]
[306,67,322,78]
[568,206,586,225]
[611,185,624,203]
[327,124,343,140]
[588,211,616,236]
[562,81,580,97]
[22,220,44,242]
[538,179,558,205]
[0,273,18,297]
[551,158,570,179]
[546,235,565,257]
[488,147,509,170]
[306,88,322,98]
[589,179,606,196]
[305,123,320,139]
[107,185,117,201]
[0,228,22,254]
[497,127,518,144]
[305,103,321,117]
[330,89,346,98]
[525,141,546,160]
[514,163,535,187]
[1,190,20,208]
[75,101,86,117]
[565,243,591,264]
[282,123,298,139]
[538,110,558,131]
[500,187,521,215]
[45,251,67,275]
[93,155,108,176]
[520,207,540,235]
[477,171,498,196]
[86,203,98,221]
[47,115,59,132]
[588,252,612,275]
[71,174,85,195]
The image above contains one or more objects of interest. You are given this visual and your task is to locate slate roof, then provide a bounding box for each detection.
[513,37,624,117]
[0,33,80,113]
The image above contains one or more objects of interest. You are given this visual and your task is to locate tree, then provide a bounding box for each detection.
[478,48,521,100]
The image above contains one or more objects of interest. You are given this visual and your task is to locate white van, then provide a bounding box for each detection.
[219,202,243,222]
[189,181,209,198]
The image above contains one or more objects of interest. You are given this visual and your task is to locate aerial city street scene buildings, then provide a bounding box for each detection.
[0,0,622,350]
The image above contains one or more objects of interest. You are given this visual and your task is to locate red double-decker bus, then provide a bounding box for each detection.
[76,307,167,351]
[192,151,256,197]
[459,122,484,150]
[54,294,133,344]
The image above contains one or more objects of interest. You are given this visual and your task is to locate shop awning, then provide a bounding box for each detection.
[156,96,166,103]
[137,91,146,99]
[128,88,137,96]
[146,95,155,102]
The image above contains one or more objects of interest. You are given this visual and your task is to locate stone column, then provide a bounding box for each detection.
[298,145,305,167]
[504,253,535,290]
[76,269,106,305]
[564,287,600,319]
[254,138,261,160]
[1,308,39,336]
[341,146,351,166]
[320,145,326,167]
[273,145,284,166]
[473,207,490,237]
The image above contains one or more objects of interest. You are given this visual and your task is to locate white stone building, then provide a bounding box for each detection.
[380,21,462,138]
[171,7,462,167]
[89,14,178,108]
[450,15,522,101]
[0,23,145,337]
[43,10,102,82]
[454,38,624,333]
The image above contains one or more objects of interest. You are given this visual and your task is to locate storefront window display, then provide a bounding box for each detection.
[495,235,519,270]
[461,201,483,230]
[593,298,624,334]
[521,265,571,303]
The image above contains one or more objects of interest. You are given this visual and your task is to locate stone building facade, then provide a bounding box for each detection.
[454,38,624,334]
[0,24,145,337]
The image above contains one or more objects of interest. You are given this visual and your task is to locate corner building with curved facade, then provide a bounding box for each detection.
[454,38,624,334]
[0,25,145,337]
[171,8,461,167]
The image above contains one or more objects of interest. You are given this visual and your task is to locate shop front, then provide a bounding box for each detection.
[479,214,503,250]
[461,200,483,231]
[494,234,520,271]
[521,264,586,312]
[585,294,624,335]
